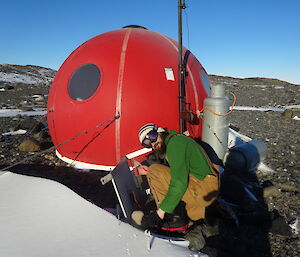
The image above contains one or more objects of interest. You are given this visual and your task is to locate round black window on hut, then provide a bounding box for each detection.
[68,64,101,101]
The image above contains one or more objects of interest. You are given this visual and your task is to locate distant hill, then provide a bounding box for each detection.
[0,64,297,87]
[0,64,56,86]
[209,74,298,87]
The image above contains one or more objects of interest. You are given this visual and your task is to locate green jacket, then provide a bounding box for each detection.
[159,130,213,213]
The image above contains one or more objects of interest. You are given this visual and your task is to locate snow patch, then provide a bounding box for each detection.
[0,108,46,117]
[232,106,284,112]
[32,94,45,101]
[2,129,27,137]
[293,116,300,121]
[0,172,200,257]
[0,71,43,84]
[232,105,300,112]
[289,218,299,235]
[252,85,268,88]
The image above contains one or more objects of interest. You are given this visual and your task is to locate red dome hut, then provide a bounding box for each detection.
[47,27,211,170]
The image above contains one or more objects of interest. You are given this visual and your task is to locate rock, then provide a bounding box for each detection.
[5,85,14,90]
[229,124,240,132]
[18,139,41,152]
[288,218,299,235]
[263,185,281,198]
[43,154,56,161]
[33,131,50,141]
[282,108,300,119]
[16,117,44,132]
[269,216,293,236]
[275,183,299,192]
[32,94,45,102]
[20,107,34,111]
[0,135,5,142]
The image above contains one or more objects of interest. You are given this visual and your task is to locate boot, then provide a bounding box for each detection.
[161,201,189,233]
[131,210,162,230]
[131,201,189,233]
[184,225,206,251]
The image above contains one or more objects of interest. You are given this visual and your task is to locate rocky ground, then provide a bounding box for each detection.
[210,76,300,256]
[0,66,299,256]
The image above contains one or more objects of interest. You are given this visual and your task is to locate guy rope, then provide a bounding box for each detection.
[0,113,120,172]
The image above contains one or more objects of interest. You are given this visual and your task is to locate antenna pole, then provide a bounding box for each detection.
[178,0,186,133]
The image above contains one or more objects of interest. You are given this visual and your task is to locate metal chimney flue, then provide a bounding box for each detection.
[201,84,230,162]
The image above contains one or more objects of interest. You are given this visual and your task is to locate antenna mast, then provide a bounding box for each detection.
[178,0,186,133]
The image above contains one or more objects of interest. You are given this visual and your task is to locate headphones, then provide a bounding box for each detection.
[152,124,158,133]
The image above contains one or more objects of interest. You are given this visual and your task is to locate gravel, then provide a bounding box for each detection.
[0,76,299,257]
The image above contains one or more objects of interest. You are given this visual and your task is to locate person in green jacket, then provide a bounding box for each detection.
[132,123,220,232]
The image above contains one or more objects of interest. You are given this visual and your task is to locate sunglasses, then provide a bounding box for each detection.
[142,130,158,148]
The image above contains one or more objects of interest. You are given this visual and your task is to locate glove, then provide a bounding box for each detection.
[141,211,162,229]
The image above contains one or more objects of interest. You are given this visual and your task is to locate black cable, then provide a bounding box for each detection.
[70,114,120,164]
[0,114,120,172]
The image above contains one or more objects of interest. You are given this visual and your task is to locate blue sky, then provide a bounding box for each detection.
[1,0,299,84]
